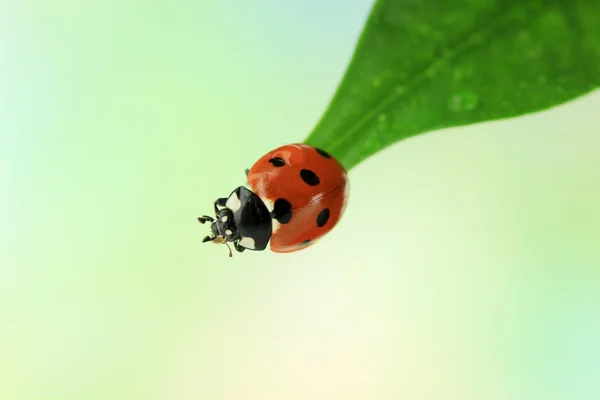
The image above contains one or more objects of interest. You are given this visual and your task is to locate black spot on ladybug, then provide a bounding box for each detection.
[315,147,331,159]
[300,239,311,246]
[300,169,320,186]
[269,157,285,167]
[272,198,292,224]
[316,208,330,227]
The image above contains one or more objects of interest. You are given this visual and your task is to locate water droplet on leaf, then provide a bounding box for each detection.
[515,30,543,59]
[395,86,406,95]
[376,114,389,132]
[448,91,479,111]
[453,66,474,82]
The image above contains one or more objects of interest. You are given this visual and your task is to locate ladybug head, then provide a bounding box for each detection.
[198,186,272,257]
[198,207,240,257]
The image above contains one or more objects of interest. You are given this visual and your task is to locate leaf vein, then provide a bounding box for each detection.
[326,2,534,155]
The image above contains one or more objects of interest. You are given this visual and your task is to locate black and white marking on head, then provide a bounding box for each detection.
[272,198,293,224]
[316,208,330,227]
[300,169,320,186]
[269,157,286,167]
[315,147,331,159]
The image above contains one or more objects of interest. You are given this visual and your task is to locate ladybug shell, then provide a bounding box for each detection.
[247,143,349,253]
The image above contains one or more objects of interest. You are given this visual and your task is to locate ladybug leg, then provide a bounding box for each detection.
[214,198,227,214]
[233,241,246,253]
[202,235,214,243]
[197,215,214,224]
[245,168,250,177]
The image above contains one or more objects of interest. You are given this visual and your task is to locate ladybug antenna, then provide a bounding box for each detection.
[224,242,233,258]
[207,235,233,258]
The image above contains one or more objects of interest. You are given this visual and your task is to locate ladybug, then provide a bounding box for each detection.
[198,143,349,256]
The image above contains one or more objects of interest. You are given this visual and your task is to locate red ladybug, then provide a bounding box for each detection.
[198,143,349,256]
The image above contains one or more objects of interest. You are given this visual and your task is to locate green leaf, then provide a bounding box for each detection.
[304,0,600,170]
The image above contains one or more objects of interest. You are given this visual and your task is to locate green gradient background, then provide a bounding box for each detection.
[1,1,599,399]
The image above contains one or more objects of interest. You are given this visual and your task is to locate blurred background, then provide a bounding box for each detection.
[1,1,599,399]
